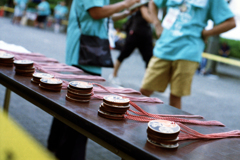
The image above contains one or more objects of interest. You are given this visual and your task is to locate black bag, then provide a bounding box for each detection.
[76,12,113,68]
[79,34,113,67]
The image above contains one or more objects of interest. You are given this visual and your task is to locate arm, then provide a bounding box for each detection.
[111,8,138,22]
[202,17,236,41]
[88,0,139,20]
[111,10,131,22]
[149,0,163,38]
[140,5,152,23]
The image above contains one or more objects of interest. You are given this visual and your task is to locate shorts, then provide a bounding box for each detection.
[37,15,47,23]
[14,8,24,17]
[141,56,199,97]
[55,18,62,25]
[117,31,153,68]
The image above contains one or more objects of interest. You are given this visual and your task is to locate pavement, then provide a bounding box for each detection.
[1,17,240,160]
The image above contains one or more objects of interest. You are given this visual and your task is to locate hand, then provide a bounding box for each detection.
[201,29,208,43]
[155,22,163,38]
[124,0,140,8]
[122,9,131,16]
[123,8,138,16]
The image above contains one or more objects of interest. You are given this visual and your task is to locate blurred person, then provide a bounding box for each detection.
[34,0,50,28]
[109,3,153,85]
[219,42,230,58]
[54,1,68,33]
[140,0,236,109]
[12,0,28,24]
[47,0,139,160]
[202,35,220,75]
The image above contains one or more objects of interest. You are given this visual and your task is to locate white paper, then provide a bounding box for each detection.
[162,8,180,30]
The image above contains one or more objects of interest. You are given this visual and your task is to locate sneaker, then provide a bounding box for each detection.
[108,74,122,86]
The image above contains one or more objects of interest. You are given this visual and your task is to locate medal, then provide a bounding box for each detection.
[179,3,187,12]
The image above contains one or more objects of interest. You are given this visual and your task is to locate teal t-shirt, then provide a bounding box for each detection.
[153,0,234,63]
[15,0,28,11]
[54,4,68,19]
[65,0,109,75]
[37,1,50,16]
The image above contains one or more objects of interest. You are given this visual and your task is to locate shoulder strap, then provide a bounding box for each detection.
[75,10,81,28]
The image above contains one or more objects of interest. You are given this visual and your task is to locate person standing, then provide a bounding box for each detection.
[12,0,28,24]
[47,0,139,160]
[109,3,153,85]
[140,0,236,109]
[219,42,231,58]
[35,0,50,29]
[54,1,68,33]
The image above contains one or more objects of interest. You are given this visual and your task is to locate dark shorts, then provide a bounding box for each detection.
[117,30,153,68]
[55,18,62,25]
[37,15,47,23]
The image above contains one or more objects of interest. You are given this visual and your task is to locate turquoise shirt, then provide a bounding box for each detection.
[66,0,109,75]
[15,0,28,11]
[37,1,50,16]
[153,0,234,63]
[54,4,68,19]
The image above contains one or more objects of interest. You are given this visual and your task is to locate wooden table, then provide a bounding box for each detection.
[1,66,240,160]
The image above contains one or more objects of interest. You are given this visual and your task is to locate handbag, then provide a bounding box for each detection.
[76,13,113,68]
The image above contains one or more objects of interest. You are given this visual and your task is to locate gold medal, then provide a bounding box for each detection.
[179,3,187,12]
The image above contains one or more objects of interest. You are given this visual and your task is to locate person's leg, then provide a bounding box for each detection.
[113,59,121,77]
[40,22,45,29]
[140,88,154,97]
[47,118,66,153]
[54,18,61,33]
[55,125,88,160]
[38,16,47,29]
[169,93,181,109]
[12,16,17,24]
[113,32,137,77]
[16,16,22,24]
[34,16,40,27]
[137,33,153,68]
[170,60,199,109]
[12,8,20,24]
[140,57,171,96]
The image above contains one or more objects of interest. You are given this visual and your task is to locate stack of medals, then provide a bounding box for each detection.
[13,60,35,76]
[39,77,62,92]
[31,73,54,84]
[98,95,130,120]
[147,120,180,149]
[66,81,93,102]
[0,51,14,67]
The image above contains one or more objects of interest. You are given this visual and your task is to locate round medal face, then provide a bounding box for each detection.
[0,51,14,59]
[179,3,188,12]
[14,60,34,64]
[69,81,93,89]
[33,73,54,78]
[40,78,62,84]
[148,120,180,134]
[103,96,130,103]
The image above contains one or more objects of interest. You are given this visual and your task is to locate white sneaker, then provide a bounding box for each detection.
[108,74,122,86]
